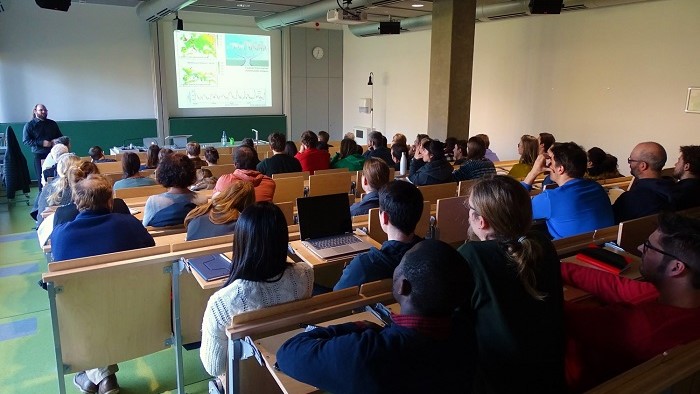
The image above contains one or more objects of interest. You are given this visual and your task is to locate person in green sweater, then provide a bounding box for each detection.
[330,138,365,171]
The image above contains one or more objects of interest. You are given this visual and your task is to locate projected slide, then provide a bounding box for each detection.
[174,31,272,108]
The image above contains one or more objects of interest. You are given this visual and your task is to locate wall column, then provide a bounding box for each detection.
[427,0,476,141]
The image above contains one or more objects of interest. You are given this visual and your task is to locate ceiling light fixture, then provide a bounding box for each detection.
[411,2,424,7]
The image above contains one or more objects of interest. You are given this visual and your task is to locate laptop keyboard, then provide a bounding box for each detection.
[308,234,361,250]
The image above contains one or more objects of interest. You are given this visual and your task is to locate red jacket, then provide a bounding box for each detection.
[295,148,330,175]
[561,263,700,392]
[214,169,275,202]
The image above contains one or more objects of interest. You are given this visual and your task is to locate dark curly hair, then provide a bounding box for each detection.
[157,153,196,188]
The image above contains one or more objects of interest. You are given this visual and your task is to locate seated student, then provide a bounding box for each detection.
[563,211,700,393]
[391,132,407,146]
[240,138,261,166]
[142,153,207,227]
[330,138,364,171]
[295,130,329,174]
[474,133,500,163]
[452,139,468,166]
[671,145,700,210]
[189,168,217,192]
[362,131,394,166]
[444,137,457,161]
[284,141,298,157]
[51,174,154,394]
[35,153,81,226]
[184,182,255,241]
[317,130,332,151]
[51,163,129,232]
[186,141,207,169]
[214,146,275,202]
[459,175,565,393]
[613,141,675,223]
[409,137,430,174]
[508,134,538,179]
[277,240,475,394]
[521,142,614,239]
[408,140,454,186]
[349,158,390,217]
[200,202,314,379]
[585,147,621,180]
[41,143,69,187]
[88,146,115,163]
[203,146,219,166]
[337,180,423,289]
[143,144,161,170]
[256,132,302,177]
[390,143,408,172]
[452,136,497,181]
[113,152,158,190]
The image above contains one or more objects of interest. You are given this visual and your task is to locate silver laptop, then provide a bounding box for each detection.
[297,193,372,259]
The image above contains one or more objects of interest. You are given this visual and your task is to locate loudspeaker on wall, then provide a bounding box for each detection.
[35,0,71,12]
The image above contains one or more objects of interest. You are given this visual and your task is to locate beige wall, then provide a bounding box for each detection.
[343,0,700,174]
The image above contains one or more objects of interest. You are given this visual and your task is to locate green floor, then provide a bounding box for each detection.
[0,187,212,393]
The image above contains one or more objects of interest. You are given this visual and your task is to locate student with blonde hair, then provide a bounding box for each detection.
[184,181,256,241]
[508,134,538,179]
[34,153,81,226]
[458,175,565,393]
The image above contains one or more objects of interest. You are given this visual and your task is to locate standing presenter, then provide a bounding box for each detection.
[23,104,63,191]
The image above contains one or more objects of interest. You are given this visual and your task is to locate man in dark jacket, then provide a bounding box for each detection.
[335,180,423,289]
[613,142,674,223]
[277,240,476,394]
[363,131,394,166]
[22,104,63,191]
[670,145,700,211]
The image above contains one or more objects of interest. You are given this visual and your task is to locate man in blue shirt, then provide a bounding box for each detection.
[277,240,476,394]
[335,180,423,290]
[521,142,614,239]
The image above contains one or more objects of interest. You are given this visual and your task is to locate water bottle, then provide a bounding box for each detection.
[400,152,408,175]
[221,131,227,146]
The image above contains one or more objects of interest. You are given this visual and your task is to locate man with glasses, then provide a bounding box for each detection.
[561,211,700,392]
[521,142,613,239]
[612,141,674,223]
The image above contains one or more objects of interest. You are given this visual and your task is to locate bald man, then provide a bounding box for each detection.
[612,142,674,223]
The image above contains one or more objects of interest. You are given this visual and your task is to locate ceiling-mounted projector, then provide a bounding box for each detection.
[327,8,367,24]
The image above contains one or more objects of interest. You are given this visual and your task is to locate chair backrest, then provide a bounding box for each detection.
[314,167,349,175]
[217,154,234,165]
[202,164,236,179]
[457,180,477,197]
[272,176,305,203]
[435,195,469,244]
[417,182,458,205]
[552,225,619,257]
[272,171,310,180]
[587,339,700,394]
[608,188,625,204]
[113,184,167,199]
[617,214,659,256]
[308,172,353,197]
[275,201,295,226]
[95,161,122,174]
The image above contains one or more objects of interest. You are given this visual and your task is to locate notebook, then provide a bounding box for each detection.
[187,253,232,281]
[296,193,372,259]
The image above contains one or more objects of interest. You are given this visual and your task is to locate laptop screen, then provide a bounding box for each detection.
[297,193,353,240]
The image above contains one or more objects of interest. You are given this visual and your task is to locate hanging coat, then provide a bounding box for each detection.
[3,126,32,199]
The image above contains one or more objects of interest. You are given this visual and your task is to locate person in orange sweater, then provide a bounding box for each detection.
[214,146,275,202]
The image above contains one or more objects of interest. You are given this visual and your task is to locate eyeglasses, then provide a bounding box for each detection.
[627,157,645,164]
[642,240,683,262]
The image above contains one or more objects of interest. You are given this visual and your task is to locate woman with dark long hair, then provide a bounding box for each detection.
[508,134,538,179]
[458,175,565,393]
[199,202,314,379]
[330,138,365,171]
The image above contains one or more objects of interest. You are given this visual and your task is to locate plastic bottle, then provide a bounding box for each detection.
[400,152,408,175]
[221,131,227,146]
